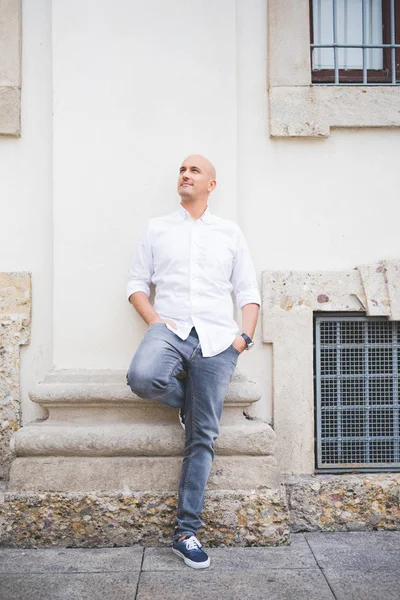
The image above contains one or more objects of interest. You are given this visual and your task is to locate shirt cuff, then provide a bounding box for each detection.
[236,288,261,309]
[126,282,150,300]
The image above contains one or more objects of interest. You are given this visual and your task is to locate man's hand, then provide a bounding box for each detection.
[149,318,178,330]
[232,335,247,354]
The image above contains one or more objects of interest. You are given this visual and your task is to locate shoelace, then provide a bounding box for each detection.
[184,536,202,551]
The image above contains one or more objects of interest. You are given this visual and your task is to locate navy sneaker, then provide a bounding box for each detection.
[172,535,210,569]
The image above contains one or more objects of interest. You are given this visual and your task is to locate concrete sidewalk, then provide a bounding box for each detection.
[1,531,399,600]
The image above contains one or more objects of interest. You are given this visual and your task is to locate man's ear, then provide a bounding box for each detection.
[208,179,217,193]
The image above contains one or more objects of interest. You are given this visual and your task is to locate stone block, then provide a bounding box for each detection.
[305,531,400,570]
[0,488,290,547]
[142,534,317,571]
[0,272,31,478]
[8,455,279,492]
[286,474,400,532]
[269,86,400,137]
[0,0,21,136]
[0,0,21,86]
[11,421,277,458]
[1,573,140,600]
[0,546,143,573]
[137,569,334,600]
[323,568,400,600]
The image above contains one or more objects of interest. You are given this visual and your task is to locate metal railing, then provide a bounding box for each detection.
[311,0,399,85]
[315,316,400,472]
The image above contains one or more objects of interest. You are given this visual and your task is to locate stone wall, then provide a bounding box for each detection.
[0,272,31,480]
[0,488,290,548]
[287,474,400,533]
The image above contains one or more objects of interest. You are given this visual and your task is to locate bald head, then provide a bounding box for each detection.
[182,154,216,180]
[178,154,217,202]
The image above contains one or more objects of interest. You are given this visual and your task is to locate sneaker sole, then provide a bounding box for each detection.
[172,548,210,569]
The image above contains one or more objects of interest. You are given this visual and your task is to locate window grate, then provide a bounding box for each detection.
[310,0,400,85]
[315,316,400,472]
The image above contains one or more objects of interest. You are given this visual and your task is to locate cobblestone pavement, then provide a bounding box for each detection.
[1,531,399,599]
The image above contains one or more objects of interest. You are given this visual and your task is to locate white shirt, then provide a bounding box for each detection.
[126,205,261,357]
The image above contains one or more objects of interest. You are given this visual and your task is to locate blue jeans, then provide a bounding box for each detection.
[126,324,239,536]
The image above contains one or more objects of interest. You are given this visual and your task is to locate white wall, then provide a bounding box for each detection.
[4,0,399,425]
[0,0,53,424]
[52,0,238,370]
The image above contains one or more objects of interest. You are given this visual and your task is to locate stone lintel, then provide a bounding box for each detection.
[269,86,400,138]
[8,455,279,493]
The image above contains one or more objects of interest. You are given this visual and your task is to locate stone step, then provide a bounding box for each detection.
[8,368,278,494]
[8,456,279,492]
[12,421,276,457]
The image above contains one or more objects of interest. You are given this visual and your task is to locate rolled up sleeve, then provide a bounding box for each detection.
[126,225,153,300]
[231,226,261,309]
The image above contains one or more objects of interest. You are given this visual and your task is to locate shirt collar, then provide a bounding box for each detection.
[176,204,213,224]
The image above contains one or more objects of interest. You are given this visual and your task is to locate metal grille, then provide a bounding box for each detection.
[311,0,400,85]
[315,316,400,472]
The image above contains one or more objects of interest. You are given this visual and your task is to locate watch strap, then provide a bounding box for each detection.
[240,333,253,347]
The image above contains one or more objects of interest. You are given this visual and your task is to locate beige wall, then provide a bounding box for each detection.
[0,0,52,425]
[1,0,399,428]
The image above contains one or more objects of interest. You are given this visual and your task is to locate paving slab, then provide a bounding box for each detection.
[324,568,400,600]
[305,531,400,570]
[0,546,143,573]
[143,534,318,571]
[136,569,335,600]
[0,573,140,600]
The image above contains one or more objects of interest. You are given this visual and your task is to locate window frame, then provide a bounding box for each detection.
[267,0,400,137]
[310,0,400,85]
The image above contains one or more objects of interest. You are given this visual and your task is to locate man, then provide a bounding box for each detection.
[126,154,260,569]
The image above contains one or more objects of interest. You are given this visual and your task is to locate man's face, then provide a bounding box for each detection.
[177,156,216,200]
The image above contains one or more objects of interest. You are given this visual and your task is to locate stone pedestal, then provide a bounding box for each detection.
[2,368,290,546]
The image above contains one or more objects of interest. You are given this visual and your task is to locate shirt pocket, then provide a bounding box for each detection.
[198,239,235,280]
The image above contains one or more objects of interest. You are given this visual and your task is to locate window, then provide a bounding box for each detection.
[315,315,400,472]
[311,0,400,84]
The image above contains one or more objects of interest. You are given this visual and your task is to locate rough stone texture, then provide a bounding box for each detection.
[0,272,31,479]
[268,0,400,137]
[0,488,290,548]
[262,260,400,475]
[287,474,400,533]
[0,0,21,136]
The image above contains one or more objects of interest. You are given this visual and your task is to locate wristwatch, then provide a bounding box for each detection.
[240,333,255,350]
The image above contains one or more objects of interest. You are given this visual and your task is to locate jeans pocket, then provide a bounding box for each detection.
[230,344,241,356]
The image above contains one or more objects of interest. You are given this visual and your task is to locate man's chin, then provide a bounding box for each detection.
[178,189,194,199]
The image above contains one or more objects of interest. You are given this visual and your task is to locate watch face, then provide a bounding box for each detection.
[247,341,255,350]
